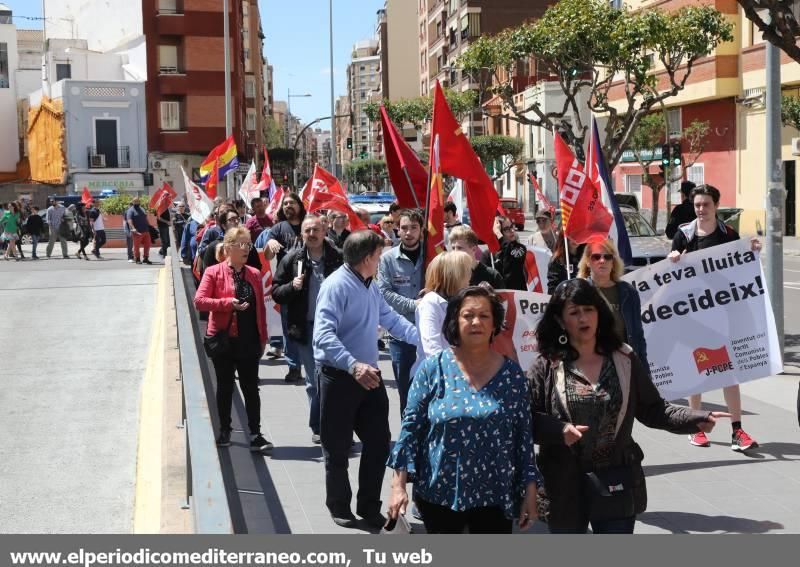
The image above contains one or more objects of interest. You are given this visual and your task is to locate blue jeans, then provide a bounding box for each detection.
[31,234,40,257]
[388,338,417,416]
[548,516,636,534]
[292,336,320,434]
[279,305,298,369]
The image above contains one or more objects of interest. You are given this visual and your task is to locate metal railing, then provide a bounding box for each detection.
[169,237,233,533]
[87,146,130,169]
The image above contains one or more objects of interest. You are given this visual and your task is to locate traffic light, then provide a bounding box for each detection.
[659,143,670,175]
[670,141,682,166]
[346,137,353,149]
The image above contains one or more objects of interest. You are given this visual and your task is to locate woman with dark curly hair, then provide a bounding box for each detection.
[529,279,729,534]
[387,286,542,533]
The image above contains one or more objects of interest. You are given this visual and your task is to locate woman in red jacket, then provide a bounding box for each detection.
[194,226,271,453]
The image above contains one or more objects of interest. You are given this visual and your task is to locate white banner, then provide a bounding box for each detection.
[621,240,782,400]
[490,290,550,370]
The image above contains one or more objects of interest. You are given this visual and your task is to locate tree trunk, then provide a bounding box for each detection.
[650,185,662,230]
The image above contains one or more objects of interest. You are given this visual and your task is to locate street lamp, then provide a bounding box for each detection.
[288,89,312,188]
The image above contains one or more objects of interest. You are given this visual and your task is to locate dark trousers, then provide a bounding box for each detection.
[388,338,417,416]
[211,353,262,435]
[416,496,512,534]
[78,234,90,256]
[319,366,390,517]
[548,516,636,534]
[159,223,171,255]
[93,230,106,255]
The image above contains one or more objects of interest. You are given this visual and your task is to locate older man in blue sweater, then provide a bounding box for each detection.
[314,229,419,529]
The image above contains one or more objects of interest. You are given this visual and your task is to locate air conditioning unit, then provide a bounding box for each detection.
[792,138,800,157]
[90,154,106,167]
[151,159,164,170]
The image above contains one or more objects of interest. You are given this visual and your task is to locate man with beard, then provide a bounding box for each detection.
[262,192,307,382]
[377,209,423,416]
[125,196,153,264]
[273,215,343,444]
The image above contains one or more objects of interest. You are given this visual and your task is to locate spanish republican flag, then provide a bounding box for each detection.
[199,135,239,182]
[424,135,446,269]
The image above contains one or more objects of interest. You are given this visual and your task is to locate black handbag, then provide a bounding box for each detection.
[203,313,235,358]
[582,465,636,521]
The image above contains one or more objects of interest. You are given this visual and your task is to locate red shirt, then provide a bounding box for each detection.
[245,214,273,244]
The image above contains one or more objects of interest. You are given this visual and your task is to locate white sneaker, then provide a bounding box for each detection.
[128,259,135,263]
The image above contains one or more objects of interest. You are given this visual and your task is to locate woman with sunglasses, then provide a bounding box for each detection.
[195,226,272,453]
[578,237,649,369]
[379,215,398,247]
[529,279,729,533]
[203,209,261,273]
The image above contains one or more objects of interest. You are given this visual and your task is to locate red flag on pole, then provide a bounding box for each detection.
[529,172,555,216]
[424,135,446,269]
[429,81,500,252]
[554,132,612,244]
[205,160,219,199]
[265,186,284,221]
[307,190,367,232]
[524,250,544,293]
[150,182,177,217]
[380,106,426,209]
[301,164,347,208]
[81,187,93,206]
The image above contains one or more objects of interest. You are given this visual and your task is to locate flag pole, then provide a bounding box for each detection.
[553,124,572,279]
[402,166,421,209]
[421,136,437,270]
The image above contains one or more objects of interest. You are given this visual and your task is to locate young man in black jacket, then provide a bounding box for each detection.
[665,181,696,239]
[273,214,343,444]
[480,216,528,290]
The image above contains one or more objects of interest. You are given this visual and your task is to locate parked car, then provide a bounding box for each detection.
[499,198,525,231]
[348,192,397,224]
[20,211,49,244]
[620,206,671,271]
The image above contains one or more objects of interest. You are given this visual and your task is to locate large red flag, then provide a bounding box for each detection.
[380,106,426,209]
[554,132,612,244]
[265,186,284,222]
[425,135,446,269]
[81,187,93,206]
[205,159,219,199]
[150,182,177,216]
[307,190,367,232]
[430,81,500,252]
[301,164,347,208]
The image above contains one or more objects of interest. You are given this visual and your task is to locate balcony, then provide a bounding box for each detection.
[87,147,130,169]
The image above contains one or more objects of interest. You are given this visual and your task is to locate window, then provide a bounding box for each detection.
[244,48,250,61]
[160,101,181,130]
[158,0,178,14]
[360,91,366,99]
[686,163,704,185]
[0,43,8,88]
[666,108,681,138]
[245,76,256,97]
[56,63,72,81]
[360,65,365,71]
[159,45,179,73]
[625,174,642,203]
[246,109,256,131]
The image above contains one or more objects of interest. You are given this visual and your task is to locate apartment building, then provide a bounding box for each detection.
[347,39,381,162]
[376,0,419,102]
[334,94,351,171]
[610,0,800,236]
[242,0,266,161]
[264,57,274,117]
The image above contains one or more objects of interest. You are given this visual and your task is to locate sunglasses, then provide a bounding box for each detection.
[501,226,515,232]
[233,242,253,250]
[590,253,614,262]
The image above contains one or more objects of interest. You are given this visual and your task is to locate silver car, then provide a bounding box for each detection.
[620,206,671,271]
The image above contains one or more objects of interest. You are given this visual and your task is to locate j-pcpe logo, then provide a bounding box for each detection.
[693,346,734,376]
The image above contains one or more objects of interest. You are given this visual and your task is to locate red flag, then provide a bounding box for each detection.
[554,132,612,244]
[255,147,273,194]
[81,187,93,206]
[380,106,426,208]
[265,186,284,221]
[307,190,367,232]
[693,346,732,374]
[205,159,219,199]
[430,81,500,252]
[150,182,177,216]
[524,250,544,293]
[529,172,555,216]
[301,164,347,208]
[425,135,446,269]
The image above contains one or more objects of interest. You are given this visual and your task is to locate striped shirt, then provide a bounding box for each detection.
[46,205,66,229]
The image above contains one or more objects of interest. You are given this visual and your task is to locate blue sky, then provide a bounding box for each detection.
[4,0,386,130]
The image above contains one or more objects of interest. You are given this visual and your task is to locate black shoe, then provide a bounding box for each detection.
[32,255,39,260]
[135,258,142,264]
[142,258,153,265]
[216,429,232,447]
[311,433,321,445]
[330,510,358,528]
[284,368,302,382]
[377,339,386,350]
[250,434,274,453]
[359,511,387,529]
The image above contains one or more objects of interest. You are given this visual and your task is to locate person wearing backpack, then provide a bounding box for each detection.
[669,184,762,452]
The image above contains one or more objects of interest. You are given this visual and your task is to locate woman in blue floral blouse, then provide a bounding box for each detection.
[386,286,542,533]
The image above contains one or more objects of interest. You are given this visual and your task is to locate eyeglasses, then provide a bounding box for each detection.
[226,216,240,224]
[590,253,614,262]
[382,221,394,225]
[501,225,515,232]
[233,242,253,250]
[536,218,549,224]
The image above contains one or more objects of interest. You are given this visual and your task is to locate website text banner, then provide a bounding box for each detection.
[0,534,788,567]
[491,290,550,370]
[621,240,782,400]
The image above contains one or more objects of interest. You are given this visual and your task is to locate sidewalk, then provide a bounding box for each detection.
[247,350,800,534]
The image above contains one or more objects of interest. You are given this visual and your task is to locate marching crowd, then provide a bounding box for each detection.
[184,181,768,535]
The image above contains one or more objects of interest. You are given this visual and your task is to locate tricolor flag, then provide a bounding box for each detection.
[199,135,239,182]
[587,116,632,265]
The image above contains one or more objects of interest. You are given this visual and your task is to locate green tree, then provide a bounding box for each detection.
[627,112,711,228]
[343,159,388,193]
[263,116,285,149]
[470,135,525,180]
[458,0,732,169]
[738,1,800,63]
[363,89,478,131]
[782,95,800,131]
